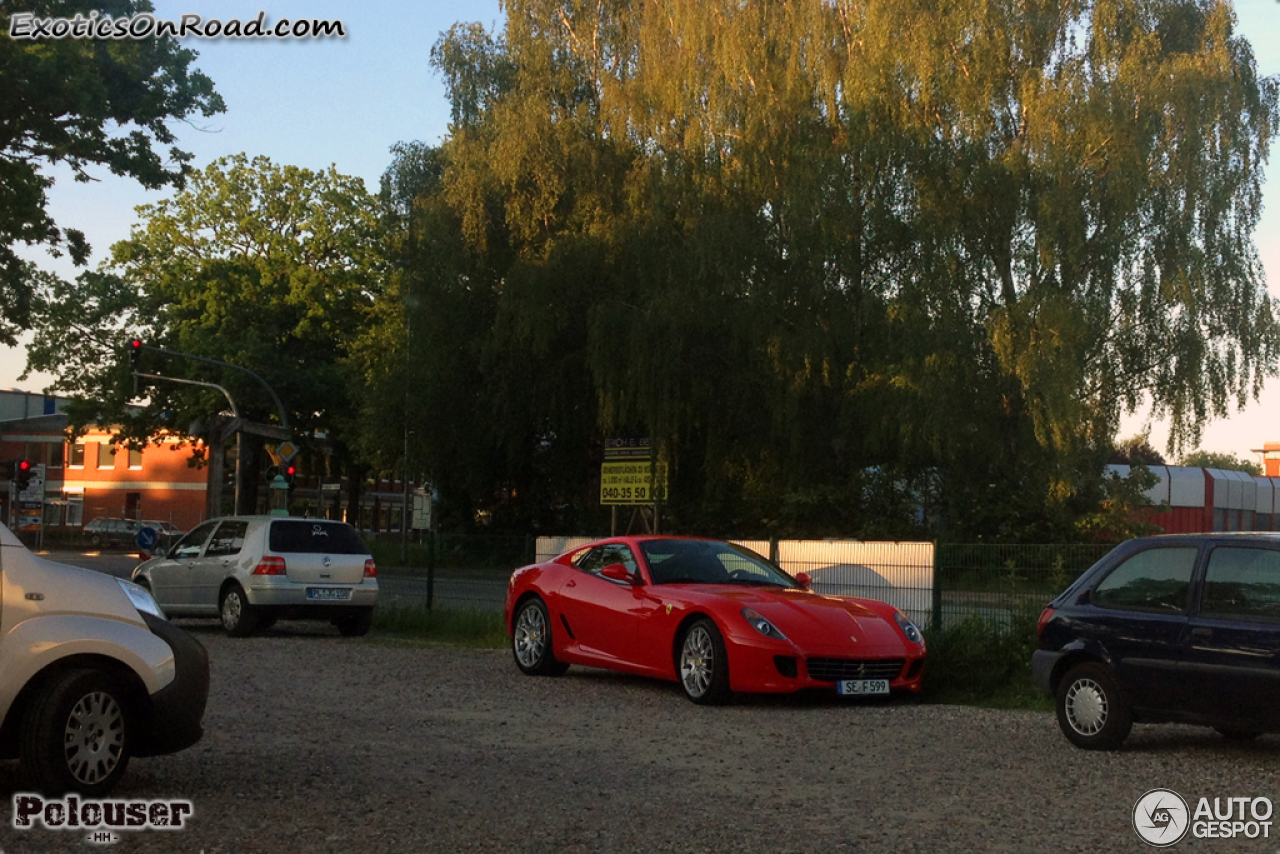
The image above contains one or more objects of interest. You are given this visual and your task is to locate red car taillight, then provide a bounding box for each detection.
[1037,606,1055,637]
[252,556,287,575]
[363,558,377,579]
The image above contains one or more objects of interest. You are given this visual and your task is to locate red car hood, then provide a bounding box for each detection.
[686,586,904,653]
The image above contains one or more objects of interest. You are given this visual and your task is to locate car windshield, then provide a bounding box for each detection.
[269,520,369,555]
[640,539,798,587]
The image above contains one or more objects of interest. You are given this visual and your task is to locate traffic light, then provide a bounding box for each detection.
[263,465,280,484]
[128,337,143,371]
[284,464,297,485]
[15,460,33,491]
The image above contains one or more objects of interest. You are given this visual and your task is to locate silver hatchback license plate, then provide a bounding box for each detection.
[306,587,352,601]
[836,679,889,696]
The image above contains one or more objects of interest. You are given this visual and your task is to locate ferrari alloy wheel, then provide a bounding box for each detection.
[512,598,568,676]
[679,617,730,705]
[1056,662,1131,750]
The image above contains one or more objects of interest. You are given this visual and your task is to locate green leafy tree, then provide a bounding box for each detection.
[1109,433,1167,467]
[24,154,383,503]
[0,0,224,345]
[403,0,1277,537]
[1178,449,1261,475]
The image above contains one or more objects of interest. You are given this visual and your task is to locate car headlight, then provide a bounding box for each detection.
[742,608,788,641]
[119,578,166,620]
[894,611,922,644]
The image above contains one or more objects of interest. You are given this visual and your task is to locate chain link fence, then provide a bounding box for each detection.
[371,533,1118,632]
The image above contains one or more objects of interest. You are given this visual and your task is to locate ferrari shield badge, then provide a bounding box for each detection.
[665,604,673,615]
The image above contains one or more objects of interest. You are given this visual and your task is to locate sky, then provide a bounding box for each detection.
[3,0,1279,461]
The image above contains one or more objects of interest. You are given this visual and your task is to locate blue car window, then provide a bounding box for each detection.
[1201,547,1280,620]
[1093,547,1197,613]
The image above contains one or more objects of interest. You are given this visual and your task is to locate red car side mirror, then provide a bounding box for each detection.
[601,563,639,584]
[796,572,813,589]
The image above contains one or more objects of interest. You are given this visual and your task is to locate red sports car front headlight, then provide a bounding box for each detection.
[742,608,788,641]
[894,611,923,644]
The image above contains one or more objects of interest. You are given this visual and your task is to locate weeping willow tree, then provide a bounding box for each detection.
[386,0,1277,538]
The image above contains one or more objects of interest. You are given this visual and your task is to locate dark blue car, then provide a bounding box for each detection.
[1034,533,1280,749]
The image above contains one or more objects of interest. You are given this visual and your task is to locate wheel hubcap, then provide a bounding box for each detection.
[681,626,714,697]
[222,592,242,629]
[1066,678,1107,735]
[65,691,124,785]
[514,605,546,667]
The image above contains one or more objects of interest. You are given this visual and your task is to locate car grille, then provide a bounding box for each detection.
[805,658,905,681]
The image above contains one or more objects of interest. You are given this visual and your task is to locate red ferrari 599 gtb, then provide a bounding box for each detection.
[505,536,927,704]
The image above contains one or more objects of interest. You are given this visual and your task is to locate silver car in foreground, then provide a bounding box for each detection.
[1,522,208,794]
[132,516,378,637]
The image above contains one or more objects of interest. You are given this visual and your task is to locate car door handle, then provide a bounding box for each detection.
[566,580,577,588]
[1191,627,1213,640]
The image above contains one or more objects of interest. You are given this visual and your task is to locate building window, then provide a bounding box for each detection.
[128,448,142,469]
[69,442,85,468]
[65,492,84,526]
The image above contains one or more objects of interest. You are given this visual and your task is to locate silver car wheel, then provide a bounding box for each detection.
[221,590,242,630]
[514,603,547,668]
[64,691,125,786]
[680,625,715,698]
[1065,677,1107,735]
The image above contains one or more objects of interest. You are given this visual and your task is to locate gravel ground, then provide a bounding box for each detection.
[3,621,1280,853]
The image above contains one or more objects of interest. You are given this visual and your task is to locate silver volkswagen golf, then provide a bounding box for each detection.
[132,516,378,637]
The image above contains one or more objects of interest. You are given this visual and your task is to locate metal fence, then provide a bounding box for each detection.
[374,534,1118,633]
[932,543,1114,629]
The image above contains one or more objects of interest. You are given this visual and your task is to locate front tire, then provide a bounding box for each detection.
[678,617,731,705]
[20,669,132,796]
[220,585,261,637]
[512,598,568,676]
[1056,662,1132,750]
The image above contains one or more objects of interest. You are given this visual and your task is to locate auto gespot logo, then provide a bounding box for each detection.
[1133,788,1274,846]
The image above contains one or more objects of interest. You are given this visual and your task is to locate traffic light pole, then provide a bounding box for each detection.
[129,345,292,516]
[132,343,290,430]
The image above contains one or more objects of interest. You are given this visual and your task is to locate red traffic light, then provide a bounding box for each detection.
[129,338,142,350]
[285,465,297,476]
[17,460,31,472]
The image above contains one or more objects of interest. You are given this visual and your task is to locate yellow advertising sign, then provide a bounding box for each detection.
[600,461,668,505]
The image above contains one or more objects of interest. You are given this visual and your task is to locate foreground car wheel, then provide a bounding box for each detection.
[220,585,260,637]
[679,617,730,705]
[512,598,568,676]
[1056,662,1131,750]
[21,669,132,796]
[335,608,373,637]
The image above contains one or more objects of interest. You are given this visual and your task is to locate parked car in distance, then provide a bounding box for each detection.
[1035,533,1280,750]
[506,536,926,704]
[82,517,141,548]
[131,516,378,638]
[0,521,208,795]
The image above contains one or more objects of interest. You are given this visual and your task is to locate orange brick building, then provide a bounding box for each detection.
[1,411,206,533]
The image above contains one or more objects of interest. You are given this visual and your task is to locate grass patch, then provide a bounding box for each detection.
[919,613,1052,711]
[373,607,508,648]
